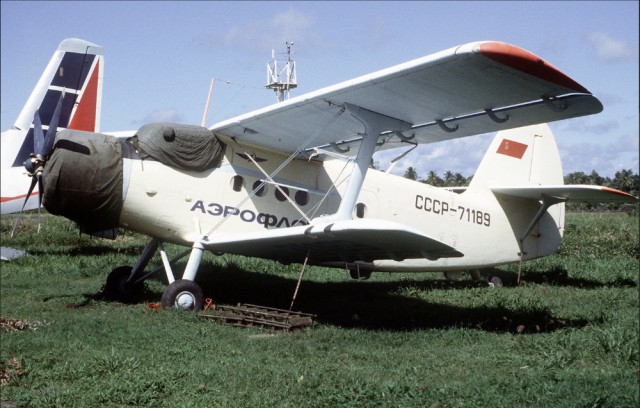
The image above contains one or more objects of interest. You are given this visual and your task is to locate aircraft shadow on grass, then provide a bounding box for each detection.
[68,259,634,334]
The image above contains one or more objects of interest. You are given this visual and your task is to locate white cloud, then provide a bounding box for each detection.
[587,32,636,62]
[204,9,318,53]
[558,133,639,177]
[556,118,620,135]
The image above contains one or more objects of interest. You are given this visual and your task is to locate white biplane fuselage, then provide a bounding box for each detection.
[120,125,564,273]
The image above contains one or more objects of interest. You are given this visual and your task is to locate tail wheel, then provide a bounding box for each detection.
[488,276,503,288]
[104,266,145,302]
[161,279,204,311]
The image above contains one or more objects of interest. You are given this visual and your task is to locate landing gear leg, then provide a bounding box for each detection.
[160,241,205,311]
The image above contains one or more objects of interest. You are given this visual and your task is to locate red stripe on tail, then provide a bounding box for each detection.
[68,59,100,132]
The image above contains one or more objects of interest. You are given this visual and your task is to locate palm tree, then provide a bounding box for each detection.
[612,169,638,194]
[424,171,443,186]
[443,171,455,187]
[404,166,418,181]
[453,172,467,187]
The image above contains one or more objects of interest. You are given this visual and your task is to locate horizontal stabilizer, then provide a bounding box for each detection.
[203,219,463,264]
[491,185,638,203]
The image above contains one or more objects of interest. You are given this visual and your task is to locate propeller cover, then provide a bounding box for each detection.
[41,130,124,232]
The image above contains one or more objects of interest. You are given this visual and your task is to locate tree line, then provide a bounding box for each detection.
[403,167,639,211]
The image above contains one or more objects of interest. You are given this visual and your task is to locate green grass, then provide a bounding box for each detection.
[1,212,638,407]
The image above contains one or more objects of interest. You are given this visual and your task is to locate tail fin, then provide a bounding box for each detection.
[1,38,103,215]
[467,124,636,261]
[468,123,563,190]
[468,124,566,260]
[4,38,104,168]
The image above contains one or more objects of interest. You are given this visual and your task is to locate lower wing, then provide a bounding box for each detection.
[203,219,463,264]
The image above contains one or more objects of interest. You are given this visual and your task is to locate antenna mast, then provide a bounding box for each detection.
[266,42,297,102]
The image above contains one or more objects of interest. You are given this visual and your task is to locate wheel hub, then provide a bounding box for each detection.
[176,292,195,309]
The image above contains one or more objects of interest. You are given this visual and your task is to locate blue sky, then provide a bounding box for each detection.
[2,1,638,178]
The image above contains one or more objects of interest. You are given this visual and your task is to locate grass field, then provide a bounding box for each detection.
[1,212,638,407]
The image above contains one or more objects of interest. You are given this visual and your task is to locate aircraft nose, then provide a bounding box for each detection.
[41,130,125,233]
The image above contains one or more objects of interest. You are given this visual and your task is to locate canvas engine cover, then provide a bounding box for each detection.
[42,130,124,232]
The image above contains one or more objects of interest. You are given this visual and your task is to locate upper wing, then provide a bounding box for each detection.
[211,41,602,156]
[203,219,463,264]
[491,185,638,202]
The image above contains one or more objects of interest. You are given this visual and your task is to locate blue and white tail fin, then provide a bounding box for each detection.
[1,38,104,214]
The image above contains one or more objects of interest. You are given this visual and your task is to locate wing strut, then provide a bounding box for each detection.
[321,103,412,222]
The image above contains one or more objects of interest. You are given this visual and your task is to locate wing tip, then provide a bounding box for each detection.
[601,187,638,201]
[478,41,590,94]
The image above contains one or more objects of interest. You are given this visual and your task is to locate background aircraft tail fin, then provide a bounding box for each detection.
[9,38,104,167]
[468,123,563,191]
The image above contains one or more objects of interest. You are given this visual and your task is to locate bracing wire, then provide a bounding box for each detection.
[202,106,346,238]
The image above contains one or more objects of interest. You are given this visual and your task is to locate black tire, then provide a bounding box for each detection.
[488,276,503,288]
[161,279,204,311]
[104,266,145,302]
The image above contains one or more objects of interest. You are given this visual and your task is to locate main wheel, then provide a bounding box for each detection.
[161,280,204,311]
[104,266,145,302]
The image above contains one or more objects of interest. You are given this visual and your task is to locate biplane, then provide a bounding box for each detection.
[3,39,636,310]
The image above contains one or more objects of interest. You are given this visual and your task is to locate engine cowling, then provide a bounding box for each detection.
[42,130,124,233]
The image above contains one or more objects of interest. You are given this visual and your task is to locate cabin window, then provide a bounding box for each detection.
[252,180,267,197]
[355,203,367,218]
[275,186,290,202]
[295,190,309,206]
[231,175,244,192]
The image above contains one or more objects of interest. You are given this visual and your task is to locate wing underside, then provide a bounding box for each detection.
[203,219,463,264]
[211,41,602,157]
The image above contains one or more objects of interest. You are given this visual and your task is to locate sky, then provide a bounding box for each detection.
[1,1,638,178]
